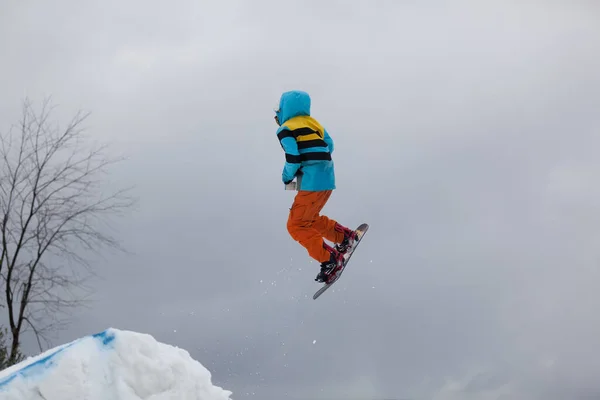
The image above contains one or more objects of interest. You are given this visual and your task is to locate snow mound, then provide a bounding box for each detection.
[0,328,233,400]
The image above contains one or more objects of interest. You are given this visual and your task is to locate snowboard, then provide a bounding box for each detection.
[313,223,369,300]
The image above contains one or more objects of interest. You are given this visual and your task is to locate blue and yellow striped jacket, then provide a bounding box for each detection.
[275,90,336,191]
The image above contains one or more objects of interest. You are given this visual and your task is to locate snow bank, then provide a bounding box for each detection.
[0,328,233,400]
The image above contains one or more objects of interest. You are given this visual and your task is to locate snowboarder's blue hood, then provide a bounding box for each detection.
[276,90,311,125]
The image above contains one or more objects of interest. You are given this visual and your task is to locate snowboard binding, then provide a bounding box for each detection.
[315,245,345,284]
[333,223,359,253]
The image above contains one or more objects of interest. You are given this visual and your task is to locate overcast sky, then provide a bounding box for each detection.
[2,1,600,399]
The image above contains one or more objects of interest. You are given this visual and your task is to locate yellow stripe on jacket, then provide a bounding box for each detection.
[282,115,325,139]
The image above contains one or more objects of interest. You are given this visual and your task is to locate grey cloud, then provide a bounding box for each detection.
[2,1,600,400]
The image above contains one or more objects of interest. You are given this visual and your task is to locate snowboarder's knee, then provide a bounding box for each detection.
[287,218,299,239]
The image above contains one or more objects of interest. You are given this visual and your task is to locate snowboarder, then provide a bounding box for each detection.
[274,90,358,283]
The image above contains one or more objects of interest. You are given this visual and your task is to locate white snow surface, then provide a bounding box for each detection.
[0,328,233,400]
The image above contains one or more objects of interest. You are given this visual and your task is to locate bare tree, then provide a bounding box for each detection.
[0,97,134,366]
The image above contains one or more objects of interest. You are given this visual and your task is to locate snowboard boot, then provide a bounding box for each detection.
[315,244,345,284]
[334,223,359,254]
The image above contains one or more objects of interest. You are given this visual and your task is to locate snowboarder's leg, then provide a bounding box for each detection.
[309,192,358,252]
[313,216,345,244]
[287,190,347,283]
[287,190,335,263]
[306,190,345,244]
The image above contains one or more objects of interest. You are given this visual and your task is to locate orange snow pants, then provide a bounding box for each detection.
[287,190,345,263]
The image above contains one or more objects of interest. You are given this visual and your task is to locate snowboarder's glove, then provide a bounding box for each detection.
[283,179,293,185]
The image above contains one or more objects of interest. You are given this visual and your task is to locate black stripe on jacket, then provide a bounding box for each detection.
[285,152,332,163]
[277,127,319,141]
[297,139,328,149]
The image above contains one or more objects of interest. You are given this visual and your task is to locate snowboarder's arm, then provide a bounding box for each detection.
[323,129,334,154]
[277,128,301,183]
